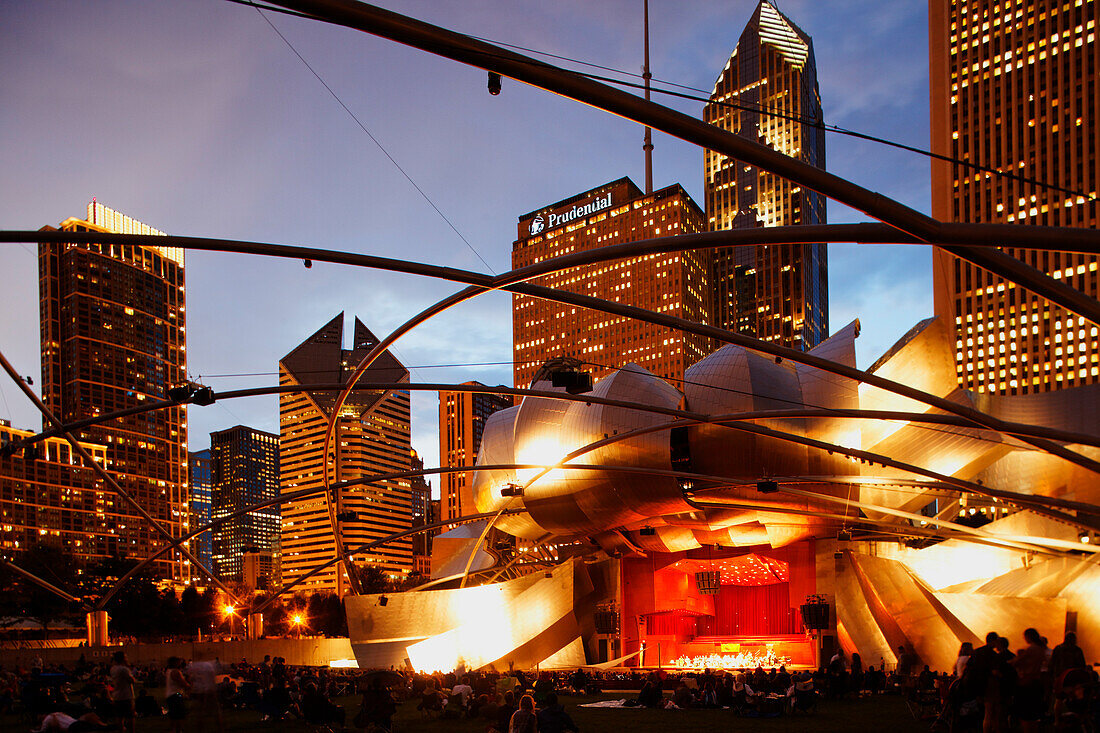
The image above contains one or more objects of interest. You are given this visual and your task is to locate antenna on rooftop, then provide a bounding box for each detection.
[642,0,653,194]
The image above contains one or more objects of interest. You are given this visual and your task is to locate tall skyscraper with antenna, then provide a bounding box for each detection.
[704,1,828,351]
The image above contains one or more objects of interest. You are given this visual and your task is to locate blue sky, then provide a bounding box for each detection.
[0,0,932,488]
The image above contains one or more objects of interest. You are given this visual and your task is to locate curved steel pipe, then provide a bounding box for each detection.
[250,508,528,614]
[0,558,86,607]
[12,381,1100,454]
[266,0,1100,326]
[11,228,1099,475]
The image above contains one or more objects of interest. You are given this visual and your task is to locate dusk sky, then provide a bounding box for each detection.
[0,0,932,491]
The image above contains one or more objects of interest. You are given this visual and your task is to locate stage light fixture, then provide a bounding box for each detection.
[500,483,524,497]
[487,72,502,95]
[167,385,193,402]
[639,526,656,536]
[837,529,852,542]
[551,370,593,394]
[1080,531,1092,544]
[378,595,388,607]
[303,259,312,268]
[757,480,779,494]
[192,387,216,406]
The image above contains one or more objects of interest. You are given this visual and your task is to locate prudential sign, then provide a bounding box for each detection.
[528,192,612,235]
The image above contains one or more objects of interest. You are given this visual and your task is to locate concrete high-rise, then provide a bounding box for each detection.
[704,0,828,350]
[513,177,710,389]
[209,425,279,581]
[278,314,414,595]
[439,384,513,521]
[38,202,189,581]
[929,0,1098,394]
[188,449,213,573]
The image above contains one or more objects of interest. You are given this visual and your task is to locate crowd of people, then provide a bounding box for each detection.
[0,631,1096,732]
[936,630,1096,732]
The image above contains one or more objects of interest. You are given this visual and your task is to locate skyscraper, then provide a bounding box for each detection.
[929,0,1098,394]
[209,425,279,581]
[409,449,434,575]
[704,1,828,350]
[438,384,514,521]
[278,314,414,595]
[513,177,710,389]
[39,202,188,581]
[188,449,213,573]
[0,421,107,565]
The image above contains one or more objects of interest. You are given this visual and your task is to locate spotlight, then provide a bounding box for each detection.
[303,259,312,268]
[757,480,779,494]
[639,526,656,536]
[487,72,502,95]
[167,385,193,402]
[837,529,852,542]
[378,595,388,607]
[551,370,593,394]
[192,387,216,406]
[500,483,524,497]
[1080,532,1092,544]
[774,356,783,364]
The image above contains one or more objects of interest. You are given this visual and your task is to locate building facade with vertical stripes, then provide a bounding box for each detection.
[929,0,1098,393]
[439,384,514,521]
[278,314,413,596]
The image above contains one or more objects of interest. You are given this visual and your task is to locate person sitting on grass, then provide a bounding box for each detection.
[301,680,346,729]
[791,671,818,713]
[509,694,538,733]
[537,692,578,733]
[258,678,298,722]
[355,677,396,731]
[416,678,446,717]
[32,711,116,733]
[490,690,517,733]
[672,679,695,708]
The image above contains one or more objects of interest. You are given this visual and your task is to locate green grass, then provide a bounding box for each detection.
[6,691,936,733]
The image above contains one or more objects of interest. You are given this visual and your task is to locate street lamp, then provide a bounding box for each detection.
[223,604,236,639]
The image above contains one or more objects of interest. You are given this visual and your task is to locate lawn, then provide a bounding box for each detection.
[6,691,936,733]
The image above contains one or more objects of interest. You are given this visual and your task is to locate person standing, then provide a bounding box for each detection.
[1050,632,1087,681]
[1012,628,1046,733]
[109,652,136,733]
[164,657,190,733]
[188,658,224,733]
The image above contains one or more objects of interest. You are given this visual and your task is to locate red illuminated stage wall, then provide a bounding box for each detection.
[621,542,817,667]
